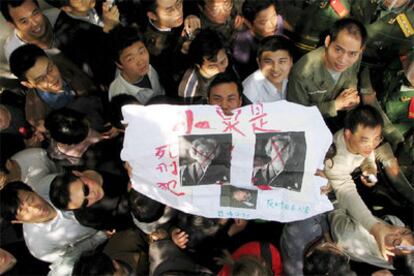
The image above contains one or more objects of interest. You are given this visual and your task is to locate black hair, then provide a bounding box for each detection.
[45,108,89,145]
[344,105,384,134]
[188,29,225,66]
[129,189,165,222]
[0,0,39,23]
[140,0,157,13]
[231,255,272,276]
[394,253,414,275]
[43,0,70,9]
[0,181,33,221]
[109,25,146,64]
[109,94,140,129]
[72,250,116,276]
[49,172,78,210]
[242,0,274,23]
[9,44,48,81]
[0,133,25,174]
[328,18,367,48]
[207,72,242,98]
[304,248,353,276]
[257,35,294,60]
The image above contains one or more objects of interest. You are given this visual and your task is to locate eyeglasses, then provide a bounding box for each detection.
[357,136,383,148]
[81,183,89,209]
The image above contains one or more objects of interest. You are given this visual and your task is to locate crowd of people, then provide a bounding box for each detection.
[0,0,413,275]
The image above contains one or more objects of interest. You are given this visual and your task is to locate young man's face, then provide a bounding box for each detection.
[259,50,293,87]
[8,0,48,41]
[252,4,278,38]
[192,143,217,165]
[344,124,383,158]
[150,0,184,29]
[14,189,55,223]
[208,81,241,115]
[22,56,63,93]
[67,0,96,15]
[324,30,363,73]
[203,0,233,24]
[67,176,104,210]
[198,49,228,79]
[117,41,150,83]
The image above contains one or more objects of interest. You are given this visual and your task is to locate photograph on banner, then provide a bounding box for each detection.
[252,132,306,191]
[179,134,232,186]
[220,185,258,209]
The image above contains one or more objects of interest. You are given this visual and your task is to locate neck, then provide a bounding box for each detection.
[16,27,53,49]
[69,9,90,17]
[121,72,144,84]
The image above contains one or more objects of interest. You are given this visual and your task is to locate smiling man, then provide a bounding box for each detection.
[287,18,367,122]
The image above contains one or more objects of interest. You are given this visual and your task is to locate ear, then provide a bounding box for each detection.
[20,81,34,89]
[5,160,13,170]
[11,220,23,224]
[256,57,260,67]
[147,11,157,21]
[344,129,352,140]
[115,61,123,70]
[324,35,331,48]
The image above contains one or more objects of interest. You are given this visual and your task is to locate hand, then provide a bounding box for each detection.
[124,161,133,179]
[370,222,396,260]
[227,219,247,236]
[314,169,326,178]
[372,269,393,276]
[102,1,120,33]
[360,171,378,188]
[24,130,45,147]
[171,228,189,249]
[183,15,200,40]
[101,125,120,139]
[105,229,116,238]
[335,88,360,111]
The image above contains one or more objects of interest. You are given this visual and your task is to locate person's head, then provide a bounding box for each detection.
[109,94,140,129]
[208,72,242,115]
[44,0,96,17]
[109,25,150,84]
[0,181,56,223]
[0,133,25,189]
[200,0,233,25]
[232,189,250,202]
[72,250,129,276]
[1,0,51,42]
[265,134,293,161]
[45,108,89,145]
[9,44,64,93]
[188,29,229,79]
[324,18,367,73]
[0,248,17,275]
[242,0,278,38]
[143,0,184,29]
[189,137,220,165]
[344,105,384,158]
[50,171,104,210]
[384,226,414,256]
[257,35,294,88]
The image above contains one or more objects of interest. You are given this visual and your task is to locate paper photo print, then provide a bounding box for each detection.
[220,185,258,209]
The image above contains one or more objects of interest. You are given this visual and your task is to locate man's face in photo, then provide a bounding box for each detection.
[13,190,55,223]
[22,56,64,93]
[151,0,184,29]
[203,0,233,24]
[208,81,241,116]
[232,190,250,202]
[198,49,229,79]
[67,176,104,210]
[192,142,217,165]
[344,124,383,158]
[117,41,150,83]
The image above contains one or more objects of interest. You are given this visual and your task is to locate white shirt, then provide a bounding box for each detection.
[108,65,165,104]
[242,69,288,103]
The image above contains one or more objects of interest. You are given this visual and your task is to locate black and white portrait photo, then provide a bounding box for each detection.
[179,134,232,186]
[251,132,306,191]
[220,185,258,209]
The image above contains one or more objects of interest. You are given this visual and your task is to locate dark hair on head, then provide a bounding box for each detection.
[188,29,225,66]
[0,0,39,23]
[109,94,140,129]
[394,253,414,275]
[208,72,242,98]
[328,18,367,47]
[344,105,384,133]
[257,35,294,60]
[140,0,157,13]
[9,44,48,81]
[109,25,146,63]
[304,248,354,276]
[242,0,275,23]
[0,181,33,221]
[49,172,78,210]
[45,108,89,145]
[129,189,165,222]
[232,255,272,276]
[0,133,25,174]
[43,0,70,9]
[72,250,115,276]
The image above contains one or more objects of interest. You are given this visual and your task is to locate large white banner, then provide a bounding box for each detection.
[121,101,333,222]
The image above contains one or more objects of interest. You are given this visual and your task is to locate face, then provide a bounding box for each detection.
[67,177,104,210]
[8,0,48,41]
[151,0,184,29]
[68,0,96,16]
[14,190,55,223]
[324,30,363,73]
[22,56,63,93]
[233,190,249,202]
[198,49,229,79]
[0,249,17,275]
[208,82,241,115]
[0,106,11,130]
[345,125,383,158]
[259,50,293,87]
[252,5,278,38]
[203,0,233,24]
[192,143,217,164]
[118,41,150,83]
[385,227,414,255]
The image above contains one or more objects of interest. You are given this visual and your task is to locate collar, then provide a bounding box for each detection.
[149,18,171,32]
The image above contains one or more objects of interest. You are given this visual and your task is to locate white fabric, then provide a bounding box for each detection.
[243,70,288,103]
[121,101,333,222]
[324,130,379,231]
[108,65,165,104]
